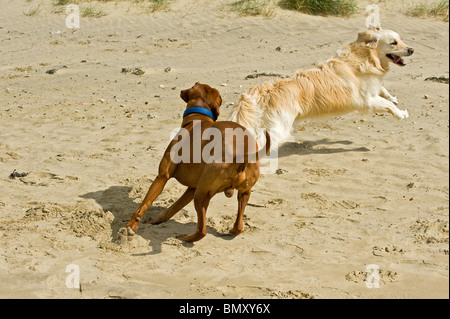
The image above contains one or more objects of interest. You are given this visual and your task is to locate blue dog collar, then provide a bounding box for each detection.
[183,107,216,121]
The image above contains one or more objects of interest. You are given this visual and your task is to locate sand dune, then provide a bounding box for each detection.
[0,0,448,299]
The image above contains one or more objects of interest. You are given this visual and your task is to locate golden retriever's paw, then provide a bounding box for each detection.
[401,109,409,119]
[395,109,409,120]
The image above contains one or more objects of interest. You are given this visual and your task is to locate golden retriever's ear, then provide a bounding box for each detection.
[357,30,379,48]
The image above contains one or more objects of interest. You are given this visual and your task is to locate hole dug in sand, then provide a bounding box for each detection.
[24,201,114,243]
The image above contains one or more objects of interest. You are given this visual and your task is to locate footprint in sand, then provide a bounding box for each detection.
[345,268,399,285]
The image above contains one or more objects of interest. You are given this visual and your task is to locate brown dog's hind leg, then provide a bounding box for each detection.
[124,173,169,235]
[177,190,210,242]
[146,187,195,225]
[230,190,251,235]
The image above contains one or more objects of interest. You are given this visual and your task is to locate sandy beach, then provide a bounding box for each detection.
[0,0,448,299]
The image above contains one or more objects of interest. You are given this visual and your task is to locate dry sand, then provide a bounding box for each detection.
[0,0,448,299]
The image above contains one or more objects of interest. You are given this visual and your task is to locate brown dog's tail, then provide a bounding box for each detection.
[224,131,270,198]
[245,129,271,163]
[227,128,271,165]
[257,129,271,160]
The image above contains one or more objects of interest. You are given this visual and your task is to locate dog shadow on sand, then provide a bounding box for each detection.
[278,138,370,157]
[80,139,369,254]
[81,186,235,255]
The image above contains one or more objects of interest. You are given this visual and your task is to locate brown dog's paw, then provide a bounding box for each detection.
[126,226,135,236]
[176,234,193,242]
[144,217,162,225]
[118,226,135,236]
[177,233,206,242]
[229,227,244,235]
[117,227,135,244]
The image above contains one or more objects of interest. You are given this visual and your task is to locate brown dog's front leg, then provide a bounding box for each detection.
[230,190,251,235]
[146,187,195,225]
[177,191,210,242]
[125,174,168,235]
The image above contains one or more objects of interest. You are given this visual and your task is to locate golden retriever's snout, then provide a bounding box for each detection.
[407,47,414,56]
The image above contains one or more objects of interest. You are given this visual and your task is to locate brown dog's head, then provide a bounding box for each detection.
[180,82,222,121]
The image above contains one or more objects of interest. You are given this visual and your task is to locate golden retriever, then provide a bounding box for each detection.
[229,28,414,148]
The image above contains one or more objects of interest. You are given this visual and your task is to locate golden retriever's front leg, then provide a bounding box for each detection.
[369,96,409,120]
[379,86,399,105]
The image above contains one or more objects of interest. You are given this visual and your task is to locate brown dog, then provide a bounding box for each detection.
[121,83,270,242]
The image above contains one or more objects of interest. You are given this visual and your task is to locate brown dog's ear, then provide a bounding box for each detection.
[210,94,222,121]
[357,30,379,48]
[180,89,189,103]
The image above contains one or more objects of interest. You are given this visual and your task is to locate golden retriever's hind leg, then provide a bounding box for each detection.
[230,190,251,235]
[146,187,195,225]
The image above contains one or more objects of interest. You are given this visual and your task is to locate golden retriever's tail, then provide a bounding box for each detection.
[229,92,261,138]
